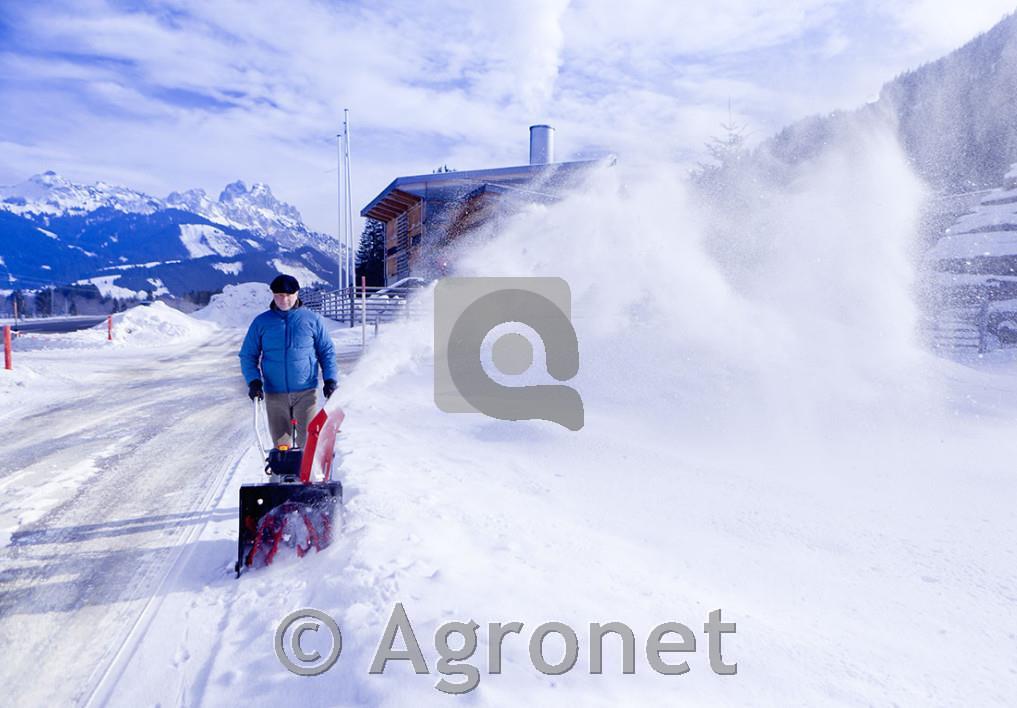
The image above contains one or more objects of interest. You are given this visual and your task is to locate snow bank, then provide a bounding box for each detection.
[13,302,215,351]
[104,300,217,345]
[0,361,43,400]
[192,281,272,328]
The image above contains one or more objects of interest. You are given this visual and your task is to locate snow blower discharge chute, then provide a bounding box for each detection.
[235,399,343,577]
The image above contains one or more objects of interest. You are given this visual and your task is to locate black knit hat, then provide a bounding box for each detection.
[270,274,300,293]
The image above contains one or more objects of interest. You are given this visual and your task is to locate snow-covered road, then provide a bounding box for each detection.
[0,332,252,706]
[1,287,370,708]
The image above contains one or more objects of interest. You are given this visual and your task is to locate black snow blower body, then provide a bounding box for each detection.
[235,399,344,577]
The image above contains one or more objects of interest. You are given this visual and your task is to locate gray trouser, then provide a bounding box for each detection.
[264,388,318,448]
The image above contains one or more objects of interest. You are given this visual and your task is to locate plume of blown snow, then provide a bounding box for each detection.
[342,123,941,451]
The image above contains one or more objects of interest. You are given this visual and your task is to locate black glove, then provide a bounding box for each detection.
[248,379,264,401]
[323,379,337,399]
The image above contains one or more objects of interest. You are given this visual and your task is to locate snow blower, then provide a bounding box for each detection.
[235,398,344,577]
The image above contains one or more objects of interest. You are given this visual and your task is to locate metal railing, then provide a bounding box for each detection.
[303,284,428,327]
[920,282,998,354]
[921,304,987,353]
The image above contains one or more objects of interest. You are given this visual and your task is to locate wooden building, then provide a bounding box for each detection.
[360,126,606,284]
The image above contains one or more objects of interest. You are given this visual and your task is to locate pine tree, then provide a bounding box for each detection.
[36,288,53,317]
[685,106,777,280]
[691,118,750,192]
[356,218,386,287]
[7,290,25,319]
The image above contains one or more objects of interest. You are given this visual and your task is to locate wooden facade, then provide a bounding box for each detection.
[383,198,424,282]
[361,160,604,285]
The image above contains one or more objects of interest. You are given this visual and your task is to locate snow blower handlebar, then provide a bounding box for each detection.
[253,397,270,455]
[252,399,303,454]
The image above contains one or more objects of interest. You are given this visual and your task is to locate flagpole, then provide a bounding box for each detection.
[343,108,354,293]
[336,130,344,289]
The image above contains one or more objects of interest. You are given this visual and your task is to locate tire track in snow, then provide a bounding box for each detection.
[0,332,251,707]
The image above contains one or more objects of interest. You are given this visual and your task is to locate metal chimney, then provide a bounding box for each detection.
[529,124,554,165]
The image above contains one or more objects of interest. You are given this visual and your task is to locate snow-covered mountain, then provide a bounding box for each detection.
[1,172,340,254]
[166,181,340,254]
[0,171,163,217]
[0,173,346,299]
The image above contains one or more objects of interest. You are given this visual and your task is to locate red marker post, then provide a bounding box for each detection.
[107,314,113,341]
[4,325,11,370]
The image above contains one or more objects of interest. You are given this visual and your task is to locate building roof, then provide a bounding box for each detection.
[360,158,607,222]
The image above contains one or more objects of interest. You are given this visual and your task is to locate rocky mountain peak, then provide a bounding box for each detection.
[218,180,249,202]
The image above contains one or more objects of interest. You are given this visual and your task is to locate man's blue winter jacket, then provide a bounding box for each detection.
[239,305,338,394]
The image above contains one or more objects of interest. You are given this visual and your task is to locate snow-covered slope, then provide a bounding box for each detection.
[177,223,244,259]
[765,11,1017,194]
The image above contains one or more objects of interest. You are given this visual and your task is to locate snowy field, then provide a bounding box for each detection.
[4,136,1017,707]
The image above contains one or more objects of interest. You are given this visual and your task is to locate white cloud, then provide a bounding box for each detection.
[0,0,1011,235]
[563,0,842,55]
[874,0,1015,55]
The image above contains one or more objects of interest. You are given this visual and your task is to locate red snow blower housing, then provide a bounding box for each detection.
[235,399,344,577]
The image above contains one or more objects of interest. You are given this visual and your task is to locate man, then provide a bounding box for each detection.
[239,274,338,447]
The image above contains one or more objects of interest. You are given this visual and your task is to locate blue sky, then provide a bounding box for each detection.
[0,0,1013,233]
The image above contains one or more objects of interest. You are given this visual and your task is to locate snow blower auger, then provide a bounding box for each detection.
[235,399,345,577]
